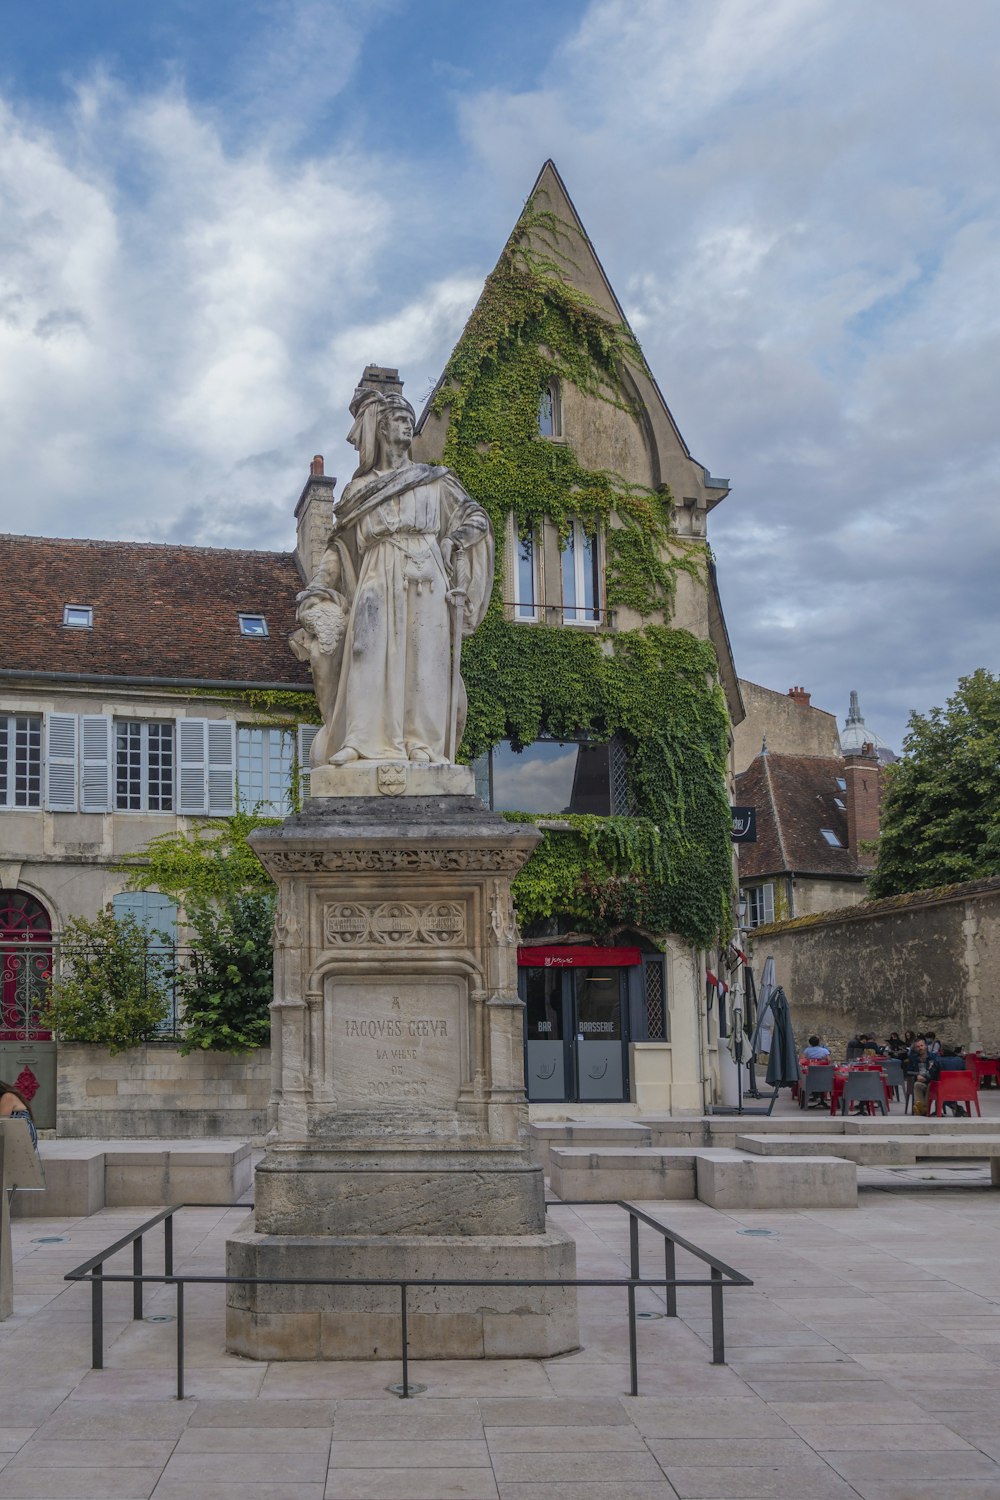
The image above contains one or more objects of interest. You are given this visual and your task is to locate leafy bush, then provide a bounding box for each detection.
[45,907,171,1053]
[175,890,274,1054]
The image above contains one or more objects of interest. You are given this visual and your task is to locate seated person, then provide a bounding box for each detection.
[928,1045,970,1116]
[885,1030,906,1057]
[907,1038,930,1114]
[859,1033,885,1055]
[802,1035,831,1062]
[925,1031,942,1057]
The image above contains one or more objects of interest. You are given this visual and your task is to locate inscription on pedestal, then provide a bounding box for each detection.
[327,978,462,1111]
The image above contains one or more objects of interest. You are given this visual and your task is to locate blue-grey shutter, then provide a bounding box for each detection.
[80,714,112,812]
[207,720,236,815]
[297,723,320,801]
[177,718,208,815]
[45,713,78,810]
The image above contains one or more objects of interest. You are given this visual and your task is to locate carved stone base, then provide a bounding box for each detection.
[310,761,475,799]
[225,1219,579,1360]
[252,1151,545,1236]
[228,792,578,1360]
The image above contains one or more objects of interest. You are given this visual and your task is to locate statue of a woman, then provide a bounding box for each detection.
[293,379,493,768]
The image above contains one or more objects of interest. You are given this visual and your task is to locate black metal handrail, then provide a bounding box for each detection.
[64,1200,752,1400]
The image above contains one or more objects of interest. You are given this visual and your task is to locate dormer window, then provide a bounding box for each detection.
[63,605,93,629]
[239,614,269,637]
[538,380,561,438]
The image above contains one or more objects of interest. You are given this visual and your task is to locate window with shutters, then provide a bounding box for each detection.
[115,721,174,812]
[237,727,295,815]
[742,883,775,928]
[0,715,42,809]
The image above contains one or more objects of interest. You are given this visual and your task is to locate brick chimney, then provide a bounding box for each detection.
[788,685,811,707]
[844,742,880,869]
[294,455,336,582]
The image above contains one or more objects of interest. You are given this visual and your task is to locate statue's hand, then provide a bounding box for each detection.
[440,537,456,576]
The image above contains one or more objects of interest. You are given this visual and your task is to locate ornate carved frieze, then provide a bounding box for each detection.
[266,847,526,874]
[324,900,465,947]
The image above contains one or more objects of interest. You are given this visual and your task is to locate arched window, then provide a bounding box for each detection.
[538,380,561,437]
[0,889,53,1041]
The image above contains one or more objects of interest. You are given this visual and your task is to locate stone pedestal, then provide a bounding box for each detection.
[226,786,578,1359]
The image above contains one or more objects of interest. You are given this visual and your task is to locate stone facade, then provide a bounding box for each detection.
[752,876,1000,1053]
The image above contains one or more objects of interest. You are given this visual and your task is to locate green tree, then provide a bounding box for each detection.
[174,890,275,1055]
[121,811,278,1053]
[869,669,1000,898]
[120,809,277,906]
[45,907,171,1052]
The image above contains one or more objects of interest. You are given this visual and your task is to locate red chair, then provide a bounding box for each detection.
[926,1070,981,1118]
[966,1055,1000,1089]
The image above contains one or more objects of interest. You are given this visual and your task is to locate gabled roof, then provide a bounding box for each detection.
[736,752,863,881]
[0,534,311,689]
[415,160,729,508]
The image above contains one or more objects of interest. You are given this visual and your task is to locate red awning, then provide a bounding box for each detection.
[517,945,642,968]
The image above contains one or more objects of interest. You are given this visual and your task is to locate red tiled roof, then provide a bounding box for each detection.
[736,752,863,880]
[0,534,312,687]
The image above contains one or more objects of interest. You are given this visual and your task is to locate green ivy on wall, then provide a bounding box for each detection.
[430,203,733,947]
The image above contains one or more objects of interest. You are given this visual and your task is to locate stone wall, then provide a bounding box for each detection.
[752,877,1000,1054]
[56,1043,271,1140]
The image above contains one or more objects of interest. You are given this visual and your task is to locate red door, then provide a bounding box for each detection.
[0,890,53,1041]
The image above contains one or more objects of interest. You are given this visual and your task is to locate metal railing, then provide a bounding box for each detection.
[1,937,192,1040]
[64,1200,753,1401]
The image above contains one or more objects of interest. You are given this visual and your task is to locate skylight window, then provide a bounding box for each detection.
[834,796,846,810]
[820,828,843,846]
[63,605,93,629]
[239,614,269,637]
[836,777,847,791]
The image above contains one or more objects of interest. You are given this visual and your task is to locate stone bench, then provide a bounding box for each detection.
[548,1145,857,1209]
[548,1146,700,1201]
[695,1152,857,1210]
[736,1132,1000,1183]
[11,1139,254,1218]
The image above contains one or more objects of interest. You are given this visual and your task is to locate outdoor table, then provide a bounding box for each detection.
[829,1062,892,1115]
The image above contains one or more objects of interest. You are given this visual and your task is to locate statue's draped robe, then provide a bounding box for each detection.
[325,462,493,763]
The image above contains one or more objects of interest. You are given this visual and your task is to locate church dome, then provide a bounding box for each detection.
[840,690,897,764]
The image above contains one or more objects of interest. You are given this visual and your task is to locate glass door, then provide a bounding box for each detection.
[522,963,629,1102]
[573,966,626,1101]
[523,966,569,1101]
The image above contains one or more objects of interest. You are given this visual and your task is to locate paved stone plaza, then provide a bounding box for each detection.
[5,1158,1000,1499]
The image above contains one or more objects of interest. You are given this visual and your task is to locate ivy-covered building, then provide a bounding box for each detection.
[412,161,744,1113]
[0,160,744,1119]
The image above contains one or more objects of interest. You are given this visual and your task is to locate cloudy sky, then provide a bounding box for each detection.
[2,0,997,750]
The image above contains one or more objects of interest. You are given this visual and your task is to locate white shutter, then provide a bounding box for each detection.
[45,713,78,810]
[297,723,320,801]
[80,714,112,812]
[177,718,208,815]
[207,720,236,815]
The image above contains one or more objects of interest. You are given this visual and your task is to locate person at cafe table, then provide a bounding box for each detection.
[908,1037,931,1114]
[803,1035,831,1063]
[928,1045,970,1117]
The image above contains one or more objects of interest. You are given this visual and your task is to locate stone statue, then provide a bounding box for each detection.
[293,375,494,768]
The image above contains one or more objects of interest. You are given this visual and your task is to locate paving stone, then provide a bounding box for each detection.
[324,1470,499,1499]
[177,1428,332,1453]
[328,1440,490,1467]
[659,1466,860,1499]
[187,1399,336,1428]
[496,1486,679,1500]
[491,1451,666,1482]
[484,1425,647,1452]
[479,1400,630,1427]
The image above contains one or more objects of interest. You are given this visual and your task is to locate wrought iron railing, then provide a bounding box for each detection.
[0,938,191,1041]
[64,1200,753,1400]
